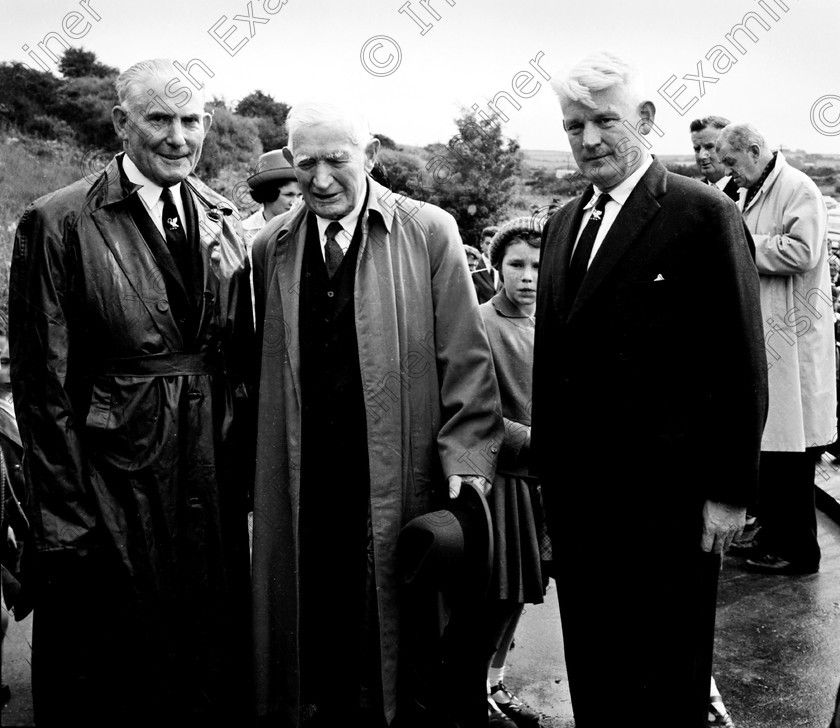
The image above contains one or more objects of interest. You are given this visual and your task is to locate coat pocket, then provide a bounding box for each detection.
[85,378,113,432]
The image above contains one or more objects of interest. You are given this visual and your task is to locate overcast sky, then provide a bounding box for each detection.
[4,0,839,155]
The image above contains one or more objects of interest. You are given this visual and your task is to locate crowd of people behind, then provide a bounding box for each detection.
[1,50,840,728]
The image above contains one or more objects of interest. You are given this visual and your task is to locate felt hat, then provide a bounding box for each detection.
[398,479,494,603]
[247,150,297,190]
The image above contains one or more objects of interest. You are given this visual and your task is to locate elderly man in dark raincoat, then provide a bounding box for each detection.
[250,100,503,728]
[9,58,253,727]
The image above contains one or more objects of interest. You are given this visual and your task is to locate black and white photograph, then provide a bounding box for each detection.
[1,1,840,726]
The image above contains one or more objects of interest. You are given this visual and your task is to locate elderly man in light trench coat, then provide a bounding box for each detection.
[250,100,502,728]
[718,122,837,575]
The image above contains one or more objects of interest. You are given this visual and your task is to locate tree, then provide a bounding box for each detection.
[373,132,397,150]
[0,63,63,134]
[377,148,431,200]
[54,75,119,149]
[59,47,118,79]
[235,90,289,150]
[195,106,262,183]
[424,109,523,247]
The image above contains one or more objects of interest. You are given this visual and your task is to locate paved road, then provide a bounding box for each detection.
[4,465,840,727]
[508,499,840,727]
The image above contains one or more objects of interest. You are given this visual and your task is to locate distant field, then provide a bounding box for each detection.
[522,149,840,172]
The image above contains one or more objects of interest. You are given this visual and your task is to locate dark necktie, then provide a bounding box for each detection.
[324,221,345,279]
[161,187,188,273]
[565,192,612,309]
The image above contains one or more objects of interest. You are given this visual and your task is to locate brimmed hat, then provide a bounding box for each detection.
[398,479,494,603]
[247,150,297,190]
[488,216,544,269]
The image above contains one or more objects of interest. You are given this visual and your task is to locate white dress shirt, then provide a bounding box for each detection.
[573,156,654,268]
[122,154,187,238]
[714,175,734,192]
[314,194,366,262]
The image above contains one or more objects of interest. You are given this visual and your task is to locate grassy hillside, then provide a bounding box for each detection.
[0,135,85,323]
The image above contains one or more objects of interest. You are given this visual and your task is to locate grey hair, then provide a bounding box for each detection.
[286,100,372,151]
[115,58,206,109]
[551,51,645,109]
[716,123,767,154]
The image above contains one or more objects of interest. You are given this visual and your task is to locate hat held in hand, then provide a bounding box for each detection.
[398,479,494,603]
[247,150,297,190]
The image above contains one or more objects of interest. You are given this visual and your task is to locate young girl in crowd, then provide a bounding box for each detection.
[479,218,551,728]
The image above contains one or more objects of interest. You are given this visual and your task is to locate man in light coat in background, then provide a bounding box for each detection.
[717,122,836,575]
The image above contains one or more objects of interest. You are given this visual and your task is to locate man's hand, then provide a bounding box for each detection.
[701,500,746,554]
[448,474,490,499]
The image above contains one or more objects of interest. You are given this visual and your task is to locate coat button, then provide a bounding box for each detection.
[156,300,170,313]
[327,291,335,298]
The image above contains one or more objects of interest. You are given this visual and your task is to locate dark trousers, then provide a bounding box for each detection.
[757,450,820,567]
[542,444,718,728]
[31,550,248,728]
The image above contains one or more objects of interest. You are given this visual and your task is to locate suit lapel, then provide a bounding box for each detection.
[568,162,665,321]
[551,193,589,318]
[89,161,185,349]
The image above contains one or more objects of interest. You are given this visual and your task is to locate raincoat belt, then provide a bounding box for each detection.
[100,351,221,378]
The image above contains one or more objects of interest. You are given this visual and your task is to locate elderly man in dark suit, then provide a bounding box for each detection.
[532,52,768,727]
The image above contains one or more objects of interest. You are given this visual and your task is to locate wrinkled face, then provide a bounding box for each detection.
[691,127,726,183]
[561,84,652,192]
[112,73,212,187]
[717,141,763,189]
[266,180,302,217]
[285,123,378,220]
[501,240,540,310]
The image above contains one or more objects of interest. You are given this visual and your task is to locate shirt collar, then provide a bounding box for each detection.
[122,153,180,207]
[714,175,732,191]
[315,191,367,244]
[586,155,654,209]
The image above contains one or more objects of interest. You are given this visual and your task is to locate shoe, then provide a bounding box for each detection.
[708,700,735,727]
[709,682,735,727]
[490,683,541,727]
[744,553,819,575]
[488,697,518,728]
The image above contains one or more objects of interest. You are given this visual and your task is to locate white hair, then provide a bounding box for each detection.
[551,51,645,109]
[716,122,767,154]
[286,99,372,151]
[115,58,206,110]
